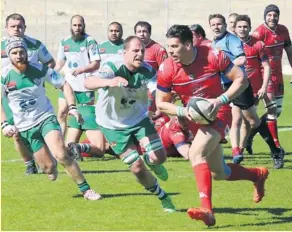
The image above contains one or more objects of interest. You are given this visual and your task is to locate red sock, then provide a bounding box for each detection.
[267,119,280,148]
[192,163,212,211]
[232,147,241,156]
[226,163,259,182]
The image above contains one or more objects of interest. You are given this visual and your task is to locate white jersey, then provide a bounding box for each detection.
[94,55,157,129]
[1,62,65,131]
[57,34,101,92]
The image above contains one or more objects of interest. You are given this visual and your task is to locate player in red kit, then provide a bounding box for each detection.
[189,24,212,47]
[134,21,168,120]
[156,25,269,226]
[235,15,285,169]
[159,116,192,160]
[252,4,292,149]
[134,21,168,71]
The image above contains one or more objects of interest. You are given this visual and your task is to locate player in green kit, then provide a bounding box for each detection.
[1,37,102,200]
[99,22,124,62]
[85,36,176,212]
[55,15,106,159]
[2,13,56,175]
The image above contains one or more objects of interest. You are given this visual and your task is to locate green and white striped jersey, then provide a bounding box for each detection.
[1,63,65,131]
[94,54,157,129]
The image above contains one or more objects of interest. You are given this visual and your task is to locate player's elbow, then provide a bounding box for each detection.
[236,56,246,66]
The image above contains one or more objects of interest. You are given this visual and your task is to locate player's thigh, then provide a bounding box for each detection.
[41,117,66,158]
[85,129,106,151]
[231,105,243,124]
[34,144,56,171]
[241,105,260,128]
[57,92,68,117]
[136,118,166,159]
[119,144,147,172]
[206,144,230,180]
[188,126,221,166]
[231,82,255,111]
[99,125,133,155]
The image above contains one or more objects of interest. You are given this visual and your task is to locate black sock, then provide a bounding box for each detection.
[257,117,279,154]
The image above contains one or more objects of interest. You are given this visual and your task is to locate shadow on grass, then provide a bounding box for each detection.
[177,207,292,229]
[60,169,130,175]
[72,192,180,199]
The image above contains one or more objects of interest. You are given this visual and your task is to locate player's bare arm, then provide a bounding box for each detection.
[54,59,66,72]
[156,90,190,120]
[72,60,100,76]
[258,60,271,98]
[233,55,246,66]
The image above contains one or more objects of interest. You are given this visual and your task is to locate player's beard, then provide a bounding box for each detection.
[13,61,28,73]
[71,29,86,41]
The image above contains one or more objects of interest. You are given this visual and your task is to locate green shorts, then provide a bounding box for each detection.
[67,105,99,130]
[19,115,61,153]
[99,117,157,155]
[2,96,14,125]
[58,91,96,104]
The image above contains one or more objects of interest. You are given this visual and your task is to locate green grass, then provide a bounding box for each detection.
[1,77,292,231]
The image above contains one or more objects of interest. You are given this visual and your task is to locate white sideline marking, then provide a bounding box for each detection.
[1,127,292,163]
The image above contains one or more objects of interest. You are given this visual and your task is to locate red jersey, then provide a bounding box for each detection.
[157,46,232,110]
[243,36,268,93]
[159,117,190,149]
[199,39,212,48]
[144,40,168,70]
[252,23,291,75]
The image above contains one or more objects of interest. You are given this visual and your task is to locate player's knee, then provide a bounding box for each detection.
[231,117,242,127]
[276,97,283,117]
[276,107,282,117]
[144,138,166,164]
[122,150,141,168]
[248,117,261,129]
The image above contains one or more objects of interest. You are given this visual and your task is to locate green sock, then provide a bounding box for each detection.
[146,181,167,200]
[78,180,90,192]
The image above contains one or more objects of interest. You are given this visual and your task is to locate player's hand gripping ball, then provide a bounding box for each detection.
[187,97,217,125]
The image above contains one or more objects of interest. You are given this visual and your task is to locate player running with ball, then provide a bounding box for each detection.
[156,25,269,226]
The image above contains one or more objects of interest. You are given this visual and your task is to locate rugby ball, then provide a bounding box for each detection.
[187,97,216,125]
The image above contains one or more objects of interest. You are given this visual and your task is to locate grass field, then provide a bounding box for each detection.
[1,77,292,231]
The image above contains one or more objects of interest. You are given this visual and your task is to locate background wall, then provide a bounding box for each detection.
[1,0,292,74]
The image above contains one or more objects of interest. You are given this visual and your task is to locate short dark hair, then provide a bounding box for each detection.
[229,13,239,18]
[166,25,193,44]
[6,13,25,26]
[189,24,206,38]
[70,15,85,25]
[235,15,251,27]
[134,21,152,34]
[108,22,123,31]
[124,36,142,50]
[208,14,226,24]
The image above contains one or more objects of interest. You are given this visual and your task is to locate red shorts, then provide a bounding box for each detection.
[267,74,284,97]
[153,114,170,131]
[188,107,232,139]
